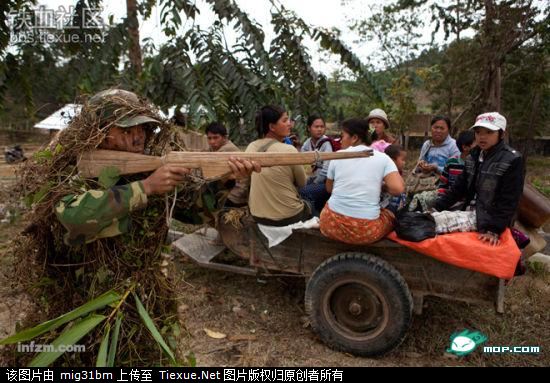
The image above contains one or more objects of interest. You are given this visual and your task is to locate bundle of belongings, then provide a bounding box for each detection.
[394,212,436,242]
[388,228,521,280]
[390,209,521,280]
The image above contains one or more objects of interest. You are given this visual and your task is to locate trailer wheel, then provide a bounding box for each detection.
[305,252,412,357]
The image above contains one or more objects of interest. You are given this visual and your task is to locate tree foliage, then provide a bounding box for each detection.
[0,0,385,142]
[348,0,549,139]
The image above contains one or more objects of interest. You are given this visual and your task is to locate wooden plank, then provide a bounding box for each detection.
[496,279,506,314]
[78,149,373,180]
[218,215,501,309]
[172,228,226,263]
[412,294,424,315]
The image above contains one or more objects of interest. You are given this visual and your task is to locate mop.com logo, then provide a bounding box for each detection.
[447,329,488,356]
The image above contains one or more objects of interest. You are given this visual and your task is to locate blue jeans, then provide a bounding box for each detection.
[300,182,330,217]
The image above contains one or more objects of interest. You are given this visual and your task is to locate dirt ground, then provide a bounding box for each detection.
[0,132,549,367]
[0,138,45,362]
[170,258,549,367]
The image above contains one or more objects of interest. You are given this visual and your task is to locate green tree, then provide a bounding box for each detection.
[348,0,549,139]
[388,73,417,139]
[1,0,384,138]
[347,0,426,134]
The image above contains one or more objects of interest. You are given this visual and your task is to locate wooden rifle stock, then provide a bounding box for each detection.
[78,149,373,180]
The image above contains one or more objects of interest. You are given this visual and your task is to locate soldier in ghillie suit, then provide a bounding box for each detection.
[54,90,255,245]
[53,89,168,245]
[10,89,256,365]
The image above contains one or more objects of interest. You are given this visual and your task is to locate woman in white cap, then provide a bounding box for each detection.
[366,108,397,150]
[434,112,524,246]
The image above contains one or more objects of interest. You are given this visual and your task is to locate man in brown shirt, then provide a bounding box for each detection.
[206,122,248,206]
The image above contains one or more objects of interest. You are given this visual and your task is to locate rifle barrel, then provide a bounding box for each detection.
[78,149,373,180]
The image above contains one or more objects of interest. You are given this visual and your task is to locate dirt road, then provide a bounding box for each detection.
[172,258,549,367]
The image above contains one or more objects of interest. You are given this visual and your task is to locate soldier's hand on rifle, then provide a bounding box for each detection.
[141,165,191,195]
[227,157,261,180]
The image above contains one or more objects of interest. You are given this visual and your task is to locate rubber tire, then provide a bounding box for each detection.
[305,252,413,357]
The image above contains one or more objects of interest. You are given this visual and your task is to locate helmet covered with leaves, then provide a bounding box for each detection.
[87,89,160,129]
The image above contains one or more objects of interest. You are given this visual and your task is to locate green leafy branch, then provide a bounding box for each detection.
[0,287,179,367]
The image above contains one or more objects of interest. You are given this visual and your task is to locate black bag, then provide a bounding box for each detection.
[395,211,436,242]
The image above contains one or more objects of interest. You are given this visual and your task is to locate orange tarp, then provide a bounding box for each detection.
[387,228,521,280]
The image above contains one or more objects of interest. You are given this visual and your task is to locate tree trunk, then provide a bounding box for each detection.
[483,63,501,112]
[516,89,541,159]
[526,90,540,140]
[479,0,501,113]
[447,88,455,134]
[126,0,142,76]
[455,0,460,41]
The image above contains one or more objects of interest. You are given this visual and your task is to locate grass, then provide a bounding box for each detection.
[399,271,550,366]
[526,156,550,198]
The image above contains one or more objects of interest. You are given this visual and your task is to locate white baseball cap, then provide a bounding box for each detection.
[470,112,506,132]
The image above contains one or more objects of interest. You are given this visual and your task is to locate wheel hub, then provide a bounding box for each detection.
[349,301,362,316]
[328,282,384,335]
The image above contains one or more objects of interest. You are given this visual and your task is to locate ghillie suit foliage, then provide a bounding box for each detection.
[6,90,207,366]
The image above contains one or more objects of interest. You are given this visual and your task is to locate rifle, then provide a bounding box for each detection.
[78,149,373,181]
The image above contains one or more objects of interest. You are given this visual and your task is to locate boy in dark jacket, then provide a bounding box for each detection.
[434,112,524,246]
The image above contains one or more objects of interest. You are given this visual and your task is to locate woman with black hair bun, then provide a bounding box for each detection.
[320,118,405,245]
[245,105,311,226]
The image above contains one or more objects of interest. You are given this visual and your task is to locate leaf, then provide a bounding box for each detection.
[95,266,113,285]
[202,193,216,212]
[23,194,33,208]
[171,322,181,337]
[0,290,120,345]
[33,149,52,161]
[134,293,176,363]
[32,182,52,205]
[96,325,110,367]
[172,8,182,27]
[107,313,122,367]
[54,144,63,155]
[98,166,120,189]
[186,351,196,367]
[74,267,84,282]
[203,328,226,339]
[28,314,106,367]
[167,334,177,350]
